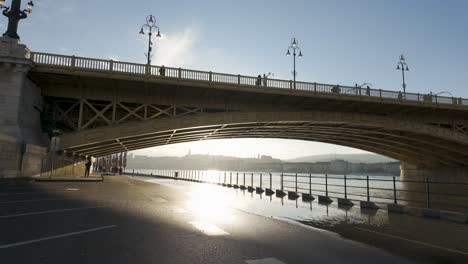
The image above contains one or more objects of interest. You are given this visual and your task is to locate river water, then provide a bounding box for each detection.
[127,169,468,211]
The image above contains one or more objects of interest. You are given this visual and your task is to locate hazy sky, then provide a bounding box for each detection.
[6,0,468,158]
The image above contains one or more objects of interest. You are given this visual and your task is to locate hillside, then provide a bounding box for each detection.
[286,153,395,163]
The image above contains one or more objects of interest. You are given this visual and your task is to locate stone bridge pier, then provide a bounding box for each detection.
[0,37,45,177]
[401,162,468,181]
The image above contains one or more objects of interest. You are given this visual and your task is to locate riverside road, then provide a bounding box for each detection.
[0,176,467,264]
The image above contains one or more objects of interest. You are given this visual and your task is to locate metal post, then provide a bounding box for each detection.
[251,173,254,187]
[236,172,238,185]
[325,174,328,197]
[293,53,296,90]
[224,172,226,183]
[366,175,370,202]
[281,173,284,190]
[260,173,263,188]
[243,172,246,186]
[426,177,431,208]
[309,173,312,195]
[295,173,298,193]
[344,175,347,199]
[393,176,397,204]
[230,172,232,184]
[270,173,273,190]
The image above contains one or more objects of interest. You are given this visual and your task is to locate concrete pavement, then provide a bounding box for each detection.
[0,176,464,263]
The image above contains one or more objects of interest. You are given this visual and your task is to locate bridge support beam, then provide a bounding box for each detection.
[400,162,468,181]
[0,37,46,178]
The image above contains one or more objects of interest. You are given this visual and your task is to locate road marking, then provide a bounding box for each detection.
[65,188,80,191]
[0,225,117,249]
[355,227,468,256]
[0,206,105,219]
[245,258,287,264]
[0,198,71,204]
[189,221,229,236]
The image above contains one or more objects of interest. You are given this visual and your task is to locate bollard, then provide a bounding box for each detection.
[426,177,431,208]
[393,176,397,204]
[366,175,370,202]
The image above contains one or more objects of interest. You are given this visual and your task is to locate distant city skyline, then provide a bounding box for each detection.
[7,0,467,158]
[130,139,369,160]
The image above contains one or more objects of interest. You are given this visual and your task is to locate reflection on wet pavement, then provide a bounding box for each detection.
[131,176,468,262]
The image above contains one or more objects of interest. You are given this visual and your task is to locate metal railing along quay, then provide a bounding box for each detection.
[30,52,468,108]
[128,170,468,214]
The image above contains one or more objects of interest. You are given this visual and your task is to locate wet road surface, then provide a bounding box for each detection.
[0,176,466,263]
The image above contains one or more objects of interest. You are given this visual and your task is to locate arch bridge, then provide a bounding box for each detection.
[2,48,468,179]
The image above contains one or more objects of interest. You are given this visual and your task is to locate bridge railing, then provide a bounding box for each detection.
[30,52,467,108]
[127,169,468,214]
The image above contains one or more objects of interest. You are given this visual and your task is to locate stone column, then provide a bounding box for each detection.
[401,162,468,182]
[0,36,46,178]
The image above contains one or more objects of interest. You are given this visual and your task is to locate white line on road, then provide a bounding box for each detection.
[0,206,106,219]
[245,258,287,264]
[189,221,229,236]
[355,227,468,256]
[0,225,117,249]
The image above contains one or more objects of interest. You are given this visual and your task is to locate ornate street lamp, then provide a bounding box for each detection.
[139,15,161,65]
[1,0,34,40]
[286,38,303,90]
[396,54,409,94]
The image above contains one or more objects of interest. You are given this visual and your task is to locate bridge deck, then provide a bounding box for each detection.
[30,52,468,110]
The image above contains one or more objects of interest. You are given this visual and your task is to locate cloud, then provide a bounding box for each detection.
[150,27,200,67]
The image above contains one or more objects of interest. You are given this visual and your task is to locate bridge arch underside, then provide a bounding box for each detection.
[61,112,468,169]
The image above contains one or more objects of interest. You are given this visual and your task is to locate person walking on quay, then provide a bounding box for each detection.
[159,65,166,76]
[84,157,92,178]
[366,85,371,96]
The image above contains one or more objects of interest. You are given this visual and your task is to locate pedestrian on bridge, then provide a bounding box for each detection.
[263,73,272,87]
[159,65,166,76]
[256,75,262,86]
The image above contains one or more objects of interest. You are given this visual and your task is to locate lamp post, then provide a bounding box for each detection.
[139,15,161,65]
[0,0,34,40]
[354,82,372,95]
[286,38,303,89]
[396,54,409,94]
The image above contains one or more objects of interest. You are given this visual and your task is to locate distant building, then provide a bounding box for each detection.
[330,160,349,174]
[260,155,273,161]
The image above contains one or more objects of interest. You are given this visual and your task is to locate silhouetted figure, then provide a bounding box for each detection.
[366,85,371,96]
[398,91,403,100]
[263,73,272,87]
[331,85,340,94]
[256,75,262,86]
[159,65,166,76]
[84,158,91,178]
[459,97,463,105]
